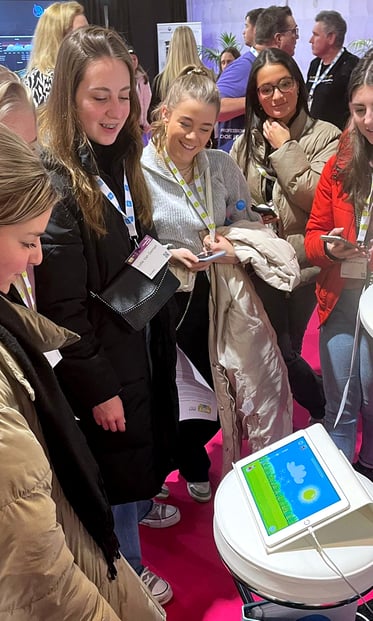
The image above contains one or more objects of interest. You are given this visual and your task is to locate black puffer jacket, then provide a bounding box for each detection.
[35,144,179,504]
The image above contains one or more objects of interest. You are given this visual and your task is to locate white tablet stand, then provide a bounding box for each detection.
[214,425,373,612]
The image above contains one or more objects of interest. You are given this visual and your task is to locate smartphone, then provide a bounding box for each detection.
[197,250,226,262]
[252,204,277,218]
[320,235,359,250]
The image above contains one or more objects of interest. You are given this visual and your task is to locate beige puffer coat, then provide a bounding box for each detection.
[0,301,165,621]
[209,261,293,477]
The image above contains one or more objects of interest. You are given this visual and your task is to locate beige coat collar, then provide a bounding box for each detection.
[1,296,80,353]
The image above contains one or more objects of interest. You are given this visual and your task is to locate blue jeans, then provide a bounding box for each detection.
[320,288,373,465]
[111,500,152,574]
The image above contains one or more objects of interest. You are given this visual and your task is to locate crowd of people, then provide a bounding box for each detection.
[0,1,372,618]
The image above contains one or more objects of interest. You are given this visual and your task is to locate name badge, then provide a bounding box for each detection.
[126,235,171,278]
[340,257,367,279]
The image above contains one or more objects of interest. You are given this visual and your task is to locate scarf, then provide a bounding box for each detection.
[0,295,120,578]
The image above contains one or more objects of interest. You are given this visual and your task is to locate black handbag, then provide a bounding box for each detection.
[90,262,179,331]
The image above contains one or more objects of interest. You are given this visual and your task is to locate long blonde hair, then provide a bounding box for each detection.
[38,25,152,235]
[0,124,56,225]
[158,26,211,102]
[26,1,85,73]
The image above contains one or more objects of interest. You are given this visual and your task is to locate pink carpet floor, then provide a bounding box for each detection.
[141,311,371,620]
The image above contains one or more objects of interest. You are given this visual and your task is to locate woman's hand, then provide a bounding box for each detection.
[169,247,210,272]
[93,395,126,432]
[323,227,367,260]
[263,118,291,150]
[202,233,239,264]
[261,213,279,225]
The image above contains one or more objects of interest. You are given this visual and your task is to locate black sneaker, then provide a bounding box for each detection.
[357,602,373,620]
[353,460,373,482]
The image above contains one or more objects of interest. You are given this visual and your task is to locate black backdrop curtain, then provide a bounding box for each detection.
[81,0,187,81]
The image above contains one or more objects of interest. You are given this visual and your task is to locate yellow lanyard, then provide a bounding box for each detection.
[163,149,216,241]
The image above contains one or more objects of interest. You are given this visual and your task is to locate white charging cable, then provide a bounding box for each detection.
[306,526,373,621]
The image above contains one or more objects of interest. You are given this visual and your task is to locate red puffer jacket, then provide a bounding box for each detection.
[305,155,360,325]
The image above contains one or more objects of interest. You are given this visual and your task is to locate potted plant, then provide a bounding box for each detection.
[200,32,242,73]
[347,38,373,57]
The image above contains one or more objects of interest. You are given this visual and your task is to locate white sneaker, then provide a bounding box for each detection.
[155,483,170,499]
[187,481,212,503]
[139,501,180,528]
[140,566,173,605]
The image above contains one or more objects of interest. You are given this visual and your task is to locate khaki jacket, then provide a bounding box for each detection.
[231,110,341,284]
[0,301,165,621]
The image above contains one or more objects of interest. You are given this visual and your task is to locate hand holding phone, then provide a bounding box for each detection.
[196,250,226,262]
[252,203,277,219]
[320,235,359,250]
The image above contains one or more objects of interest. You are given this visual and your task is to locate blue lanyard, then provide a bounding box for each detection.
[95,170,138,241]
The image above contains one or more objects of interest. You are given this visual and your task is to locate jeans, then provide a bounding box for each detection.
[252,275,325,418]
[320,288,373,465]
[111,500,152,574]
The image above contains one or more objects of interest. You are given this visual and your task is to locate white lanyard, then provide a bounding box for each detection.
[15,271,35,310]
[357,175,373,244]
[163,149,216,241]
[308,47,345,109]
[95,171,138,241]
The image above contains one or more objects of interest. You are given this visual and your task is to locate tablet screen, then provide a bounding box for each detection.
[240,435,342,537]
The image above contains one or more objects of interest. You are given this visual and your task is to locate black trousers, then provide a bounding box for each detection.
[175,272,220,482]
[251,273,325,419]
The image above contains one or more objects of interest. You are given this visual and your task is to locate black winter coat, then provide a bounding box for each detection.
[35,145,179,504]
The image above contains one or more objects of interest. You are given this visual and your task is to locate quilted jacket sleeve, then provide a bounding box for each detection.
[269,123,341,215]
[0,402,120,621]
[305,155,343,269]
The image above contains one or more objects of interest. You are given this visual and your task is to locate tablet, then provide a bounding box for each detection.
[233,426,350,550]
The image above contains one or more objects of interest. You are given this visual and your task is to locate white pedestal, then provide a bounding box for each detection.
[214,469,373,610]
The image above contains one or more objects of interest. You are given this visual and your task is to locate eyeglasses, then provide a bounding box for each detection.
[280,26,299,37]
[257,77,296,99]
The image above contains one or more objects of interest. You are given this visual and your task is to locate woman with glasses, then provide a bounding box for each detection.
[231,47,341,424]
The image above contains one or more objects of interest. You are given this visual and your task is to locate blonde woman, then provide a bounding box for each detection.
[0,125,165,621]
[149,25,213,118]
[142,65,293,494]
[23,1,87,106]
